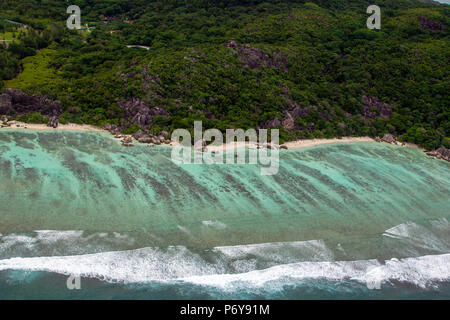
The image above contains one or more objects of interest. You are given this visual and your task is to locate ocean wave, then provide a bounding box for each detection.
[0,246,225,282]
[201,220,227,229]
[0,240,449,289]
[383,219,450,252]
[185,254,450,289]
[0,230,136,259]
[1,220,449,289]
[0,240,334,282]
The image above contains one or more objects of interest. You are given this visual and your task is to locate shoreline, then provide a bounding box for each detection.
[0,121,424,151]
[0,121,108,133]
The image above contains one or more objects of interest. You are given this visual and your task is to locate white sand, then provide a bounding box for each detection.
[0,123,422,151]
[284,137,375,150]
[0,121,108,132]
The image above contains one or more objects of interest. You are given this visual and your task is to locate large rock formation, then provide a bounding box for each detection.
[362,96,393,119]
[118,98,152,128]
[103,124,122,135]
[281,112,295,130]
[426,147,450,161]
[138,136,154,144]
[260,117,282,129]
[418,16,444,31]
[0,89,62,126]
[47,116,59,128]
[381,133,397,144]
[226,40,288,72]
[117,98,170,128]
[281,106,311,130]
[132,129,147,140]
[287,106,310,119]
[260,105,311,130]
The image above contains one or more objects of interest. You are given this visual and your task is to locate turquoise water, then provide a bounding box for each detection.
[0,130,449,299]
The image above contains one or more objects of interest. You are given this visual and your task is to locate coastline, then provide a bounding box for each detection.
[0,121,423,151]
[0,121,108,133]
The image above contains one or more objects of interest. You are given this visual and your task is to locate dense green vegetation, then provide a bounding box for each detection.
[0,0,449,149]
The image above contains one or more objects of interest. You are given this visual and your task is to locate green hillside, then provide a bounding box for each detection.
[0,0,449,149]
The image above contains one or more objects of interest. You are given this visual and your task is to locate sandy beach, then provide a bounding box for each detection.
[0,121,108,133]
[186,137,422,152]
[283,137,375,149]
[0,121,422,151]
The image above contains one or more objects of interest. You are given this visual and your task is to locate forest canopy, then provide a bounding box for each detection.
[0,0,449,149]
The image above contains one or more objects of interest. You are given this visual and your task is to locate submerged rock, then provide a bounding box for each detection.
[138,136,153,144]
[132,129,147,140]
[121,136,133,146]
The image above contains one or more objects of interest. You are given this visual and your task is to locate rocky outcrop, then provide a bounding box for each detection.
[194,139,207,152]
[375,133,449,162]
[0,93,12,114]
[0,115,11,127]
[149,106,169,116]
[281,112,295,130]
[426,147,450,161]
[138,136,153,144]
[418,16,444,31]
[254,142,280,150]
[381,133,397,144]
[362,96,393,119]
[47,116,59,128]
[261,105,311,130]
[132,129,147,140]
[287,106,310,119]
[103,122,172,147]
[118,98,152,127]
[103,124,123,135]
[260,117,281,129]
[117,98,170,128]
[0,89,62,125]
[226,40,288,72]
[121,136,134,146]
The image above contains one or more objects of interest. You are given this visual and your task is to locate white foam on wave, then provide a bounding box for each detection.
[0,246,226,282]
[202,220,227,229]
[0,239,449,289]
[0,230,83,251]
[0,239,335,282]
[216,239,334,272]
[0,230,135,257]
[185,253,450,289]
[383,220,450,252]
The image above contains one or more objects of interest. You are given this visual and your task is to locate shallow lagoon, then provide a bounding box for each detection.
[0,130,449,299]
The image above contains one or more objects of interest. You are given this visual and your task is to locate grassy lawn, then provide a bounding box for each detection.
[6,48,61,90]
